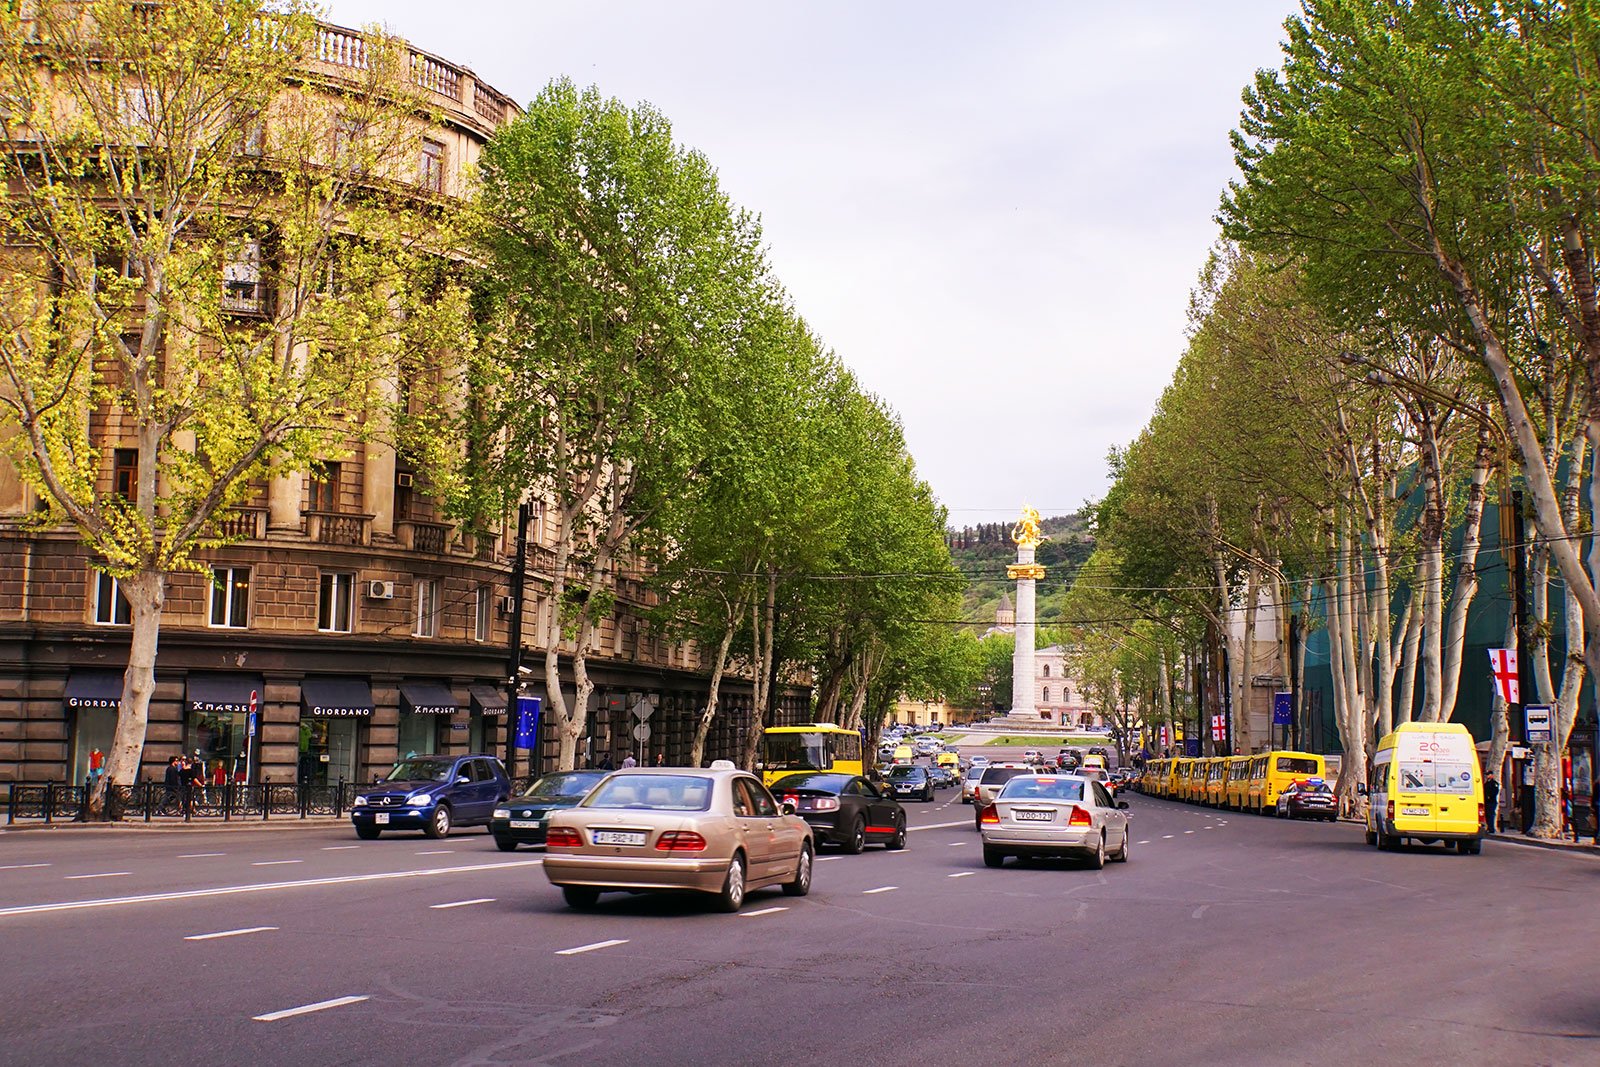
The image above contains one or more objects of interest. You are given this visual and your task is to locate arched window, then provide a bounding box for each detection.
[1042,686,1051,703]
[1043,663,1051,678]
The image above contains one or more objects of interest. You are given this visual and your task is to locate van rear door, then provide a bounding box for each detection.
[1394,758,1437,833]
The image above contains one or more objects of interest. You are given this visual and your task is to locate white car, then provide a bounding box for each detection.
[979,773,1131,869]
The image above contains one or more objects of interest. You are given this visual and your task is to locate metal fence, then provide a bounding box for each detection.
[3,781,361,825]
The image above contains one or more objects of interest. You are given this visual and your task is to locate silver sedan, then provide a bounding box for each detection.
[978,773,1131,869]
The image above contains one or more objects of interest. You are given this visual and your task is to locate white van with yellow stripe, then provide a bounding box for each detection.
[1366,722,1483,854]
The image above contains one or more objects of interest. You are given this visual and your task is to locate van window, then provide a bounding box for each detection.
[1435,763,1474,793]
[1276,757,1319,774]
[1398,762,1434,791]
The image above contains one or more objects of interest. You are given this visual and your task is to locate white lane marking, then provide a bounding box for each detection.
[0,859,545,919]
[863,886,899,895]
[1183,830,1196,835]
[321,846,360,851]
[555,939,629,956]
[908,820,971,832]
[429,898,495,910]
[415,850,454,856]
[1193,904,1211,920]
[946,842,966,847]
[1203,826,1214,830]
[251,860,303,866]
[253,995,368,1022]
[740,906,789,917]
[816,856,844,862]
[65,872,129,880]
[1162,834,1175,839]
[178,853,225,859]
[1137,840,1151,845]
[185,926,278,941]
[948,871,975,879]
[0,863,50,870]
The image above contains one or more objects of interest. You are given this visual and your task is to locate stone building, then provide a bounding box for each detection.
[0,16,802,790]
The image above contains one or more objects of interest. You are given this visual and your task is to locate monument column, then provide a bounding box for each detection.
[1006,506,1046,722]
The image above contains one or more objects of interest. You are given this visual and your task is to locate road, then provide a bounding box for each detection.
[0,767,1595,1066]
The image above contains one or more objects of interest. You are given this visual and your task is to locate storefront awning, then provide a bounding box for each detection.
[65,670,123,710]
[186,673,264,716]
[400,681,459,716]
[301,677,373,718]
[469,685,507,717]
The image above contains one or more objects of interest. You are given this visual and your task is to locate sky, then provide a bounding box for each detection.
[327,0,1301,525]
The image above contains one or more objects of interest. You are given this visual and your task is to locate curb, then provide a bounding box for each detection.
[1485,832,1600,855]
[1,817,350,835]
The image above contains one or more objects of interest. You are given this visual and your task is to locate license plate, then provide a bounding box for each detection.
[509,819,540,829]
[1013,809,1054,822]
[374,813,389,824]
[593,830,646,846]
[1402,806,1430,816]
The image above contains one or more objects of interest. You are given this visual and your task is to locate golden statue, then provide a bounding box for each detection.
[1011,505,1045,549]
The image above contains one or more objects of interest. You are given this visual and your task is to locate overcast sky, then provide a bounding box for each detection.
[327,0,1299,524]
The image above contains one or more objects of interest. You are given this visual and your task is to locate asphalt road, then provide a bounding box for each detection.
[1,768,1596,1066]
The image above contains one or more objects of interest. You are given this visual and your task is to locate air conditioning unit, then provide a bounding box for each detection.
[396,472,415,488]
[367,580,395,600]
[498,594,516,617]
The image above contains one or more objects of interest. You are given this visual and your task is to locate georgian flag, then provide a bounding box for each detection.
[1488,648,1519,705]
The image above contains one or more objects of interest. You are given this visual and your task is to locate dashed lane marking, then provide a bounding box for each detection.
[177,853,225,859]
[1183,830,1196,835]
[946,842,966,847]
[415,850,454,856]
[251,860,303,866]
[185,926,277,941]
[65,872,129,880]
[555,939,629,956]
[0,863,50,870]
[253,995,368,1022]
[948,872,975,879]
[1162,835,1175,839]
[908,821,972,832]
[0,858,546,919]
[1192,905,1211,920]
[321,846,360,851]
[429,898,495,910]
[817,856,844,862]
[740,906,789,917]
[1137,840,1151,845]
[863,886,899,895]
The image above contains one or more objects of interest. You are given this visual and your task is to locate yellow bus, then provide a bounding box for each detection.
[1184,758,1208,802]
[1249,751,1327,815]
[1144,758,1169,796]
[1204,757,1228,806]
[759,723,864,787]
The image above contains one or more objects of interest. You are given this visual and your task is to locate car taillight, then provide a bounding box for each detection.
[545,826,581,848]
[656,831,707,852]
[1068,806,1093,827]
[979,805,1000,825]
[812,797,840,812]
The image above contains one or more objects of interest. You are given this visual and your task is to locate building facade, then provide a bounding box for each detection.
[0,17,803,791]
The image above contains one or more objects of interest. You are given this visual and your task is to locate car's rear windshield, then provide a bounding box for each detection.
[980,767,1028,785]
[519,771,605,799]
[770,772,851,794]
[999,777,1085,802]
[1277,757,1320,774]
[583,774,713,811]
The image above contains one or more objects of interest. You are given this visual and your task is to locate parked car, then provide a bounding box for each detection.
[489,769,608,850]
[770,772,907,852]
[350,754,510,839]
[1277,779,1338,821]
[888,764,936,802]
[543,762,813,912]
[979,773,1132,869]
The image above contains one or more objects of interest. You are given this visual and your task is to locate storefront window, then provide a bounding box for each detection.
[298,717,360,786]
[187,710,249,785]
[397,712,440,758]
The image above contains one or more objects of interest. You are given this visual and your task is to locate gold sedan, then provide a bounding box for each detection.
[542,762,814,912]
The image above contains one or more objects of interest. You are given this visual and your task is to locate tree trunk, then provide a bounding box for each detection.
[97,572,166,815]
[689,610,739,769]
[1437,436,1492,722]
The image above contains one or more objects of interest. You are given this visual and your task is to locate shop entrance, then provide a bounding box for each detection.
[397,712,442,758]
[298,718,360,786]
[69,706,118,787]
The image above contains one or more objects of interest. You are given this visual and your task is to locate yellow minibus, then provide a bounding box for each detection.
[760,724,865,787]
[1204,757,1228,806]
[1366,722,1483,853]
[1223,755,1251,809]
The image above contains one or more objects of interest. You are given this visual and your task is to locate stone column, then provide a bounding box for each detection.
[266,459,304,533]
[1009,542,1040,721]
[363,370,399,542]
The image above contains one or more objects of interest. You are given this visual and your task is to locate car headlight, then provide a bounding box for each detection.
[493,808,510,819]
[352,795,367,807]
[406,792,435,806]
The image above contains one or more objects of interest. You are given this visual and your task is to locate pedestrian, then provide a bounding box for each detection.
[653,752,665,767]
[621,753,637,769]
[1483,773,1499,835]
[190,750,208,804]
[161,755,184,814]
[597,752,615,771]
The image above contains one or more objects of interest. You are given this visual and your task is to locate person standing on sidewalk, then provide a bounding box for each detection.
[161,755,184,814]
[1484,773,1500,834]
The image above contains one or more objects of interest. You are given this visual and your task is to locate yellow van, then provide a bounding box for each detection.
[1184,759,1208,802]
[1244,753,1270,812]
[1367,722,1483,853]
[1204,757,1228,806]
[1223,755,1252,810]
[1251,751,1326,814]
[1165,758,1187,799]
[1144,758,1168,797]
[891,745,914,765]
[935,751,959,771]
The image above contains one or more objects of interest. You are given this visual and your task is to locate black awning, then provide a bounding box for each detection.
[186,673,264,715]
[64,670,123,710]
[400,681,459,716]
[469,685,506,717]
[301,677,373,718]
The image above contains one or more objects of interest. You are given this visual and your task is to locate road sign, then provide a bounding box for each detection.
[247,711,257,737]
[1525,704,1552,744]
[1272,692,1293,726]
[632,722,651,743]
[631,696,656,722]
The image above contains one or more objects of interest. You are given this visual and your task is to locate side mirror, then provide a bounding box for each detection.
[455,775,471,785]
[780,801,797,816]
[1117,801,1130,810]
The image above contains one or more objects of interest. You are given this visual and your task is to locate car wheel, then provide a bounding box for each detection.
[493,835,518,852]
[715,854,747,913]
[843,816,866,855]
[1086,833,1106,870]
[886,819,907,851]
[562,885,600,910]
[1365,829,1377,846]
[782,844,813,896]
[1113,828,1130,863]
[423,804,451,839]
[982,846,1004,868]
[1467,839,1482,855]
[354,824,380,840]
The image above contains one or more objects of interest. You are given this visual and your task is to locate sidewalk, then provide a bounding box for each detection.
[1486,829,1600,854]
[2,816,348,834]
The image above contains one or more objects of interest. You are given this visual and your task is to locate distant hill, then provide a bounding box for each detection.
[946,510,1095,632]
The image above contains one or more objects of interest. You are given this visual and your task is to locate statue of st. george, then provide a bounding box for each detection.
[1011,505,1045,549]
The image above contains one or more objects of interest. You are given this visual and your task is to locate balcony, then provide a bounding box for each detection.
[214,506,266,541]
[304,510,372,547]
[313,23,518,137]
[397,518,451,555]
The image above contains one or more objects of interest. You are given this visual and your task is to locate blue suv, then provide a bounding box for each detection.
[350,754,510,839]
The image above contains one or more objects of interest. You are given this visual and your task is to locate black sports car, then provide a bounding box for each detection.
[770,772,908,853]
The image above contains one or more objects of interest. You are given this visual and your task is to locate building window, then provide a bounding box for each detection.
[221,239,266,314]
[93,570,131,625]
[318,572,354,633]
[474,585,491,643]
[209,566,250,628]
[414,578,439,638]
[419,138,445,193]
[1043,663,1050,678]
[1042,686,1051,704]
[112,448,138,501]
[308,462,340,512]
